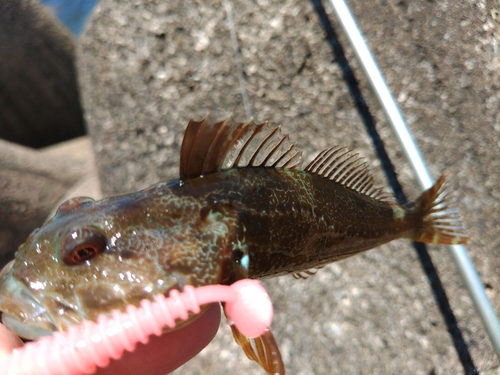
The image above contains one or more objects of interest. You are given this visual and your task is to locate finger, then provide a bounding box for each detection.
[0,323,24,360]
[96,302,221,375]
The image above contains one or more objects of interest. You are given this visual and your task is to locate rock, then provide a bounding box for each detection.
[0,0,85,148]
[0,137,101,266]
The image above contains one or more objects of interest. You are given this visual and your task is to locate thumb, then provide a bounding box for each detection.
[96,302,221,375]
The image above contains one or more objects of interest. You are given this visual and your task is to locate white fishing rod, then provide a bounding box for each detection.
[328,0,500,359]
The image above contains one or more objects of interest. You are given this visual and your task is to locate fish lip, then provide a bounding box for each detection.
[0,260,59,340]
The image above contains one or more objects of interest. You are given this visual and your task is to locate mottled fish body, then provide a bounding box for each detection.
[0,117,469,375]
[176,167,455,280]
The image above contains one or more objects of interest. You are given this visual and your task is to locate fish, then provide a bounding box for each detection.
[0,117,469,374]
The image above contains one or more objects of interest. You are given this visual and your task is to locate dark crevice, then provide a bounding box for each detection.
[310,1,478,374]
[297,52,313,75]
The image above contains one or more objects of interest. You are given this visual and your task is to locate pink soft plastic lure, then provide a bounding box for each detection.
[0,279,273,375]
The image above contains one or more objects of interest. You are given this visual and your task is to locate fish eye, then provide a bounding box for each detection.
[61,227,107,266]
[70,245,98,264]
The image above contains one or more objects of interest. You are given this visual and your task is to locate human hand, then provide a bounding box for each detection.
[0,303,221,375]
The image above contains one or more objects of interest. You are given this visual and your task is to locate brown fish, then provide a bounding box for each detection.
[0,117,468,374]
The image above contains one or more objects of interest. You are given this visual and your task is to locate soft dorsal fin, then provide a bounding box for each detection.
[305,146,390,200]
[180,116,302,179]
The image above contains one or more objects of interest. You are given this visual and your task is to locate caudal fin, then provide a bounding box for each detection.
[409,173,470,245]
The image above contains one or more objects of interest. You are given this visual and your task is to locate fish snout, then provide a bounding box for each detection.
[0,260,57,340]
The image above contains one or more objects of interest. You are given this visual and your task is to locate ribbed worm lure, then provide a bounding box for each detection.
[0,279,272,375]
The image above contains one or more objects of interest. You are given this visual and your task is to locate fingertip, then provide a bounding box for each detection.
[0,323,23,359]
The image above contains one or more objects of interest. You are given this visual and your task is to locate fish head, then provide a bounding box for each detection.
[0,192,209,340]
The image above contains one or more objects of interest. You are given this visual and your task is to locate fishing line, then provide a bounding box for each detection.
[223,0,253,119]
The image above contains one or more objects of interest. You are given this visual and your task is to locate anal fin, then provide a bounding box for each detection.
[292,266,324,279]
[229,323,285,375]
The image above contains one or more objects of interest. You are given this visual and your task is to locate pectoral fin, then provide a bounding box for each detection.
[229,323,285,375]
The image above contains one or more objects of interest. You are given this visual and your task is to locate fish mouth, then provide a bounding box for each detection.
[0,260,72,340]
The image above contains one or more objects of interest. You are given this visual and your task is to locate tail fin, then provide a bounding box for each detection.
[409,173,470,245]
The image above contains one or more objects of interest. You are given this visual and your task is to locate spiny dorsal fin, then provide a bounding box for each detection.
[305,146,391,201]
[180,116,302,179]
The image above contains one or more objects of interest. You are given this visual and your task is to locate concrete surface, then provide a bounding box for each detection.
[76,0,499,373]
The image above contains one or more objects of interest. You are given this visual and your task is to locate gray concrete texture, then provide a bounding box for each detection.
[76,0,500,374]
